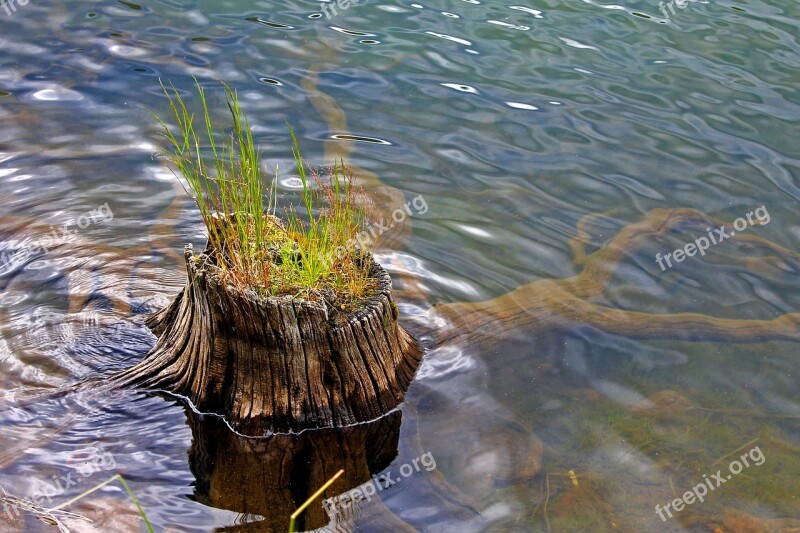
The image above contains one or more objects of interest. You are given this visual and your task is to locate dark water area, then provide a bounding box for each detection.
[1,0,799,531]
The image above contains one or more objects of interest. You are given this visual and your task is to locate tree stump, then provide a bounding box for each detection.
[114,244,422,435]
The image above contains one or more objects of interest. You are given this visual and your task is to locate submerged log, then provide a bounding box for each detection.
[114,244,422,435]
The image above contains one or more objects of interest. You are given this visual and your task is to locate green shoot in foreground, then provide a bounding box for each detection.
[1,474,153,532]
[288,469,344,533]
[152,79,374,307]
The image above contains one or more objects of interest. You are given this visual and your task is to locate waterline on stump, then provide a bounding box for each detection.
[113,243,423,436]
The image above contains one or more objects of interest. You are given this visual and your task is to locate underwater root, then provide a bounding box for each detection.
[433,208,800,349]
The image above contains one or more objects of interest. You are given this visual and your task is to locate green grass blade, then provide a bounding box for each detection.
[46,474,154,533]
[288,469,344,533]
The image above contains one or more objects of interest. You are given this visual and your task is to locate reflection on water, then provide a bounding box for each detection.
[1,0,800,530]
[187,409,403,532]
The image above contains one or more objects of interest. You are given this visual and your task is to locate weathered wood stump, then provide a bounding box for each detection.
[114,243,422,435]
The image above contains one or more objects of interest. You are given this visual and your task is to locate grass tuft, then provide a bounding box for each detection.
[151,78,375,308]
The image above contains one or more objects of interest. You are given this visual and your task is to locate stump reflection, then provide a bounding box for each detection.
[186,409,403,532]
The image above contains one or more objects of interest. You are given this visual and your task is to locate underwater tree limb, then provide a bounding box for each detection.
[434,208,800,348]
[300,67,412,253]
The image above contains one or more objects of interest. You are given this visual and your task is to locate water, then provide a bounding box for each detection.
[1,0,799,531]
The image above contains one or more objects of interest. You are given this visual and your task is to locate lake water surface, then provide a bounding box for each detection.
[1,0,799,531]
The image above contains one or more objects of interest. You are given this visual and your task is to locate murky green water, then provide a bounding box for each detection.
[1,0,799,531]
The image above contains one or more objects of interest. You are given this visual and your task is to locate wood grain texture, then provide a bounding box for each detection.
[112,245,423,435]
